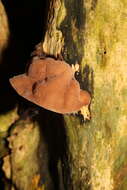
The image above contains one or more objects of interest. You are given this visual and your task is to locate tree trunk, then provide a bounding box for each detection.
[42,0,127,189]
[1,0,127,190]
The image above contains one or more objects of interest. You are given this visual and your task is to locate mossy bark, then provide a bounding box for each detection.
[42,0,127,189]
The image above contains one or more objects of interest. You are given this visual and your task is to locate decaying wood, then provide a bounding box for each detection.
[42,0,127,189]
[1,0,127,190]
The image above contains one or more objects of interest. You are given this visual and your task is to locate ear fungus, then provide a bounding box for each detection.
[9,58,91,114]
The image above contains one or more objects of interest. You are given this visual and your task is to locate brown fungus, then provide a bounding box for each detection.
[9,58,91,114]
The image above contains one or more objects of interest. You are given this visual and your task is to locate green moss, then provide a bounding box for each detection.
[120,176,127,190]
[65,0,127,189]
[82,0,127,188]
[114,137,127,172]
[121,88,127,101]
[45,0,127,189]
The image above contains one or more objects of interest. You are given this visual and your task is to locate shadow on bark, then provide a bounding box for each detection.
[35,109,69,190]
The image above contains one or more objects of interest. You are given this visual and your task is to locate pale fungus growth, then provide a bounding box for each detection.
[71,62,80,73]
[9,58,91,114]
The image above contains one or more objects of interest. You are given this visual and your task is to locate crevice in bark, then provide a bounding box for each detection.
[35,109,70,190]
[91,0,98,10]
[0,160,5,189]
[59,0,86,65]
[75,64,94,95]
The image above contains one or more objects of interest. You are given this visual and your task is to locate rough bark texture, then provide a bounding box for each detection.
[43,0,127,189]
[1,0,127,190]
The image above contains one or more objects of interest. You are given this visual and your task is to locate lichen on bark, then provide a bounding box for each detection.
[42,0,127,189]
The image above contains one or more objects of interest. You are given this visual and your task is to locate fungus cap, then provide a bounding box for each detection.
[10,58,91,114]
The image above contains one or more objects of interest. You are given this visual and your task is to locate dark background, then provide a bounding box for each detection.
[0,0,50,114]
[0,0,50,188]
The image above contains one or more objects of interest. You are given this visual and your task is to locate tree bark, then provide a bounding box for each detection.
[1,0,127,190]
[42,0,127,189]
